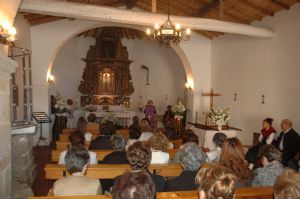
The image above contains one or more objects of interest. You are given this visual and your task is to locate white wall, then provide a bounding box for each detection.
[51,37,186,114]
[212,4,300,145]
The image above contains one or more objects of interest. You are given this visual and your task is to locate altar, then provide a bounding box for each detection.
[188,123,242,150]
[74,108,138,128]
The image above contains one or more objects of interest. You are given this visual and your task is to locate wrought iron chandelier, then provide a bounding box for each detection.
[145,0,191,47]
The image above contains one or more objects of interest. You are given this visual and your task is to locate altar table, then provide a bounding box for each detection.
[188,123,242,150]
[73,110,137,128]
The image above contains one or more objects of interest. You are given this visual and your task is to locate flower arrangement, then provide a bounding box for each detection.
[54,94,69,114]
[208,107,230,130]
[171,99,186,116]
[101,111,116,123]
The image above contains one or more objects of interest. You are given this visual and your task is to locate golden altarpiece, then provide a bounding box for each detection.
[79,33,134,106]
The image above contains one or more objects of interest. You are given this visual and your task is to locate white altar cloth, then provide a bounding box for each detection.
[73,109,137,128]
[190,127,239,150]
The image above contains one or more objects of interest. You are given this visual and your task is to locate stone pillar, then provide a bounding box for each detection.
[0,53,17,199]
[11,133,36,199]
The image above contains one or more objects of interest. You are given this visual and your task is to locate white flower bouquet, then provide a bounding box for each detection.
[54,95,69,114]
[208,107,230,129]
[171,99,186,116]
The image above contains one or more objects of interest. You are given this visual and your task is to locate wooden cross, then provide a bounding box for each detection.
[202,88,222,109]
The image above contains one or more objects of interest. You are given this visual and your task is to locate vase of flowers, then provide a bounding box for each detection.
[52,93,69,141]
[54,94,69,116]
[208,107,230,131]
[171,99,186,119]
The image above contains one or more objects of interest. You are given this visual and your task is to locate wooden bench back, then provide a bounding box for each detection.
[56,141,91,151]
[51,149,178,162]
[62,128,100,136]
[45,163,182,180]
[28,187,273,199]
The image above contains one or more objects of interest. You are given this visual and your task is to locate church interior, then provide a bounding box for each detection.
[1,0,300,199]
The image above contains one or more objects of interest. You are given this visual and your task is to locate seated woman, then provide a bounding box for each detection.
[126,125,142,149]
[246,118,276,168]
[100,134,128,192]
[58,130,97,165]
[126,141,166,192]
[274,169,300,199]
[129,115,140,129]
[220,137,253,188]
[252,145,284,187]
[196,163,237,199]
[52,147,102,196]
[76,117,93,142]
[165,143,207,191]
[102,134,128,164]
[148,131,170,164]
[86,113,99,130]
[89,121,116,150]
[138,119,153,141]
[171,129,199,163]
[206,132,227,162]
[112,171,155,199]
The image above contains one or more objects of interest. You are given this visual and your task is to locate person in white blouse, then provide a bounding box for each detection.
[148,131,170,164]
[138,119,153,141]
[58,130,97,165]
[206,132,227,162]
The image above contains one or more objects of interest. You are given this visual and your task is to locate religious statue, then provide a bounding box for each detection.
[144,100,157,129]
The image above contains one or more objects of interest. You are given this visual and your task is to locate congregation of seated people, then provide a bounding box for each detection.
[52,116,300,199]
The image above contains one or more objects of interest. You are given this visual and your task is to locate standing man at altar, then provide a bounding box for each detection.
[144,100,157,129]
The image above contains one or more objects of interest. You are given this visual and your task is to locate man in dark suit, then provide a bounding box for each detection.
[273,119,300,167]
[89,121,116,150]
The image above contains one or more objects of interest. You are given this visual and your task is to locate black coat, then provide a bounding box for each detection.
[89,136,112,150]
[273,128,300,166]
[165,170,198,192]
[101,151,128,164]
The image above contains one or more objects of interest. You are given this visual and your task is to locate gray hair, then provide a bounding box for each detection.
[180,142,207,171]
[213,132,227,148]
[65,146,90,174]
[258,144,282,162]
[110,134,126,151]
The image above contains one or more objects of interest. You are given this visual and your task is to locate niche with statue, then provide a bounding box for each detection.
[79,31,134,106]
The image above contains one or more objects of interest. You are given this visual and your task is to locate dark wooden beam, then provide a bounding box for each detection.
[193,0,220,17]
[240,0,274,16]
[127,0,138,9]
[272,0,290,9]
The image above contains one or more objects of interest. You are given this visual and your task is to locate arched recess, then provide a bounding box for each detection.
[31,19,201,142]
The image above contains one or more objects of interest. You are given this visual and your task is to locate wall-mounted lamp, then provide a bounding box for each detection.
[47,75,55,84]
[185,78,194,91]
[0,20,17,45]
[185,82,192,90]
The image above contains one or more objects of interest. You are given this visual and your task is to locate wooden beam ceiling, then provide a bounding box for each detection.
[20,0,300,39]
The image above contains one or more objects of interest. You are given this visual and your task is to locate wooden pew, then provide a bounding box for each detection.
[51,149,178,162]
[56,141,91,151]
[59,134,98,142]
[45,164,182,180]
[62,128,100,136]
[28,187,273,199]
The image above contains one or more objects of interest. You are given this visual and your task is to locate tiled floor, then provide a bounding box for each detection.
[31,145,54,196]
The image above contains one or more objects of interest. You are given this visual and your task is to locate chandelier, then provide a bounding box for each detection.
[145,1,191,47]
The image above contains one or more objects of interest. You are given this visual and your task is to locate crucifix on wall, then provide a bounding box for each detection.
[202,88,222,109]
[141,65,150,85]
